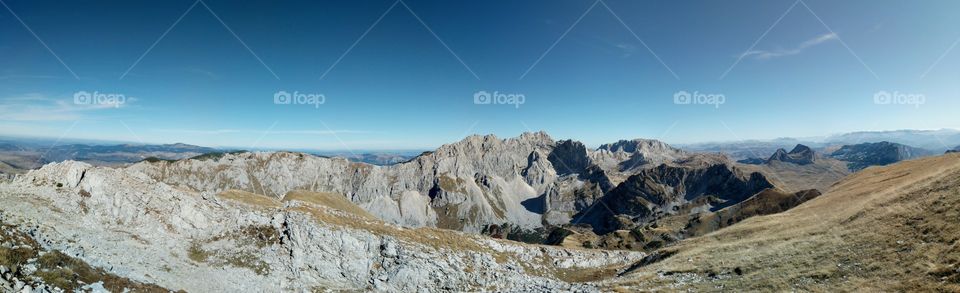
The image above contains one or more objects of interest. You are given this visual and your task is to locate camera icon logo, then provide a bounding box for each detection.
[873,91,892,105]
[274,91,292,105]
[474,91,492,105]
[673,91,692,105]
[74,91,92,105]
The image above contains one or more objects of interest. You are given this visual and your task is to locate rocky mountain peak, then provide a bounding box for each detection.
[437,132,555,154]
[547,140,591,176]
[598,139,677,154]
[517,131,554,144]
[592,138,686,172]
[789,144,813,154]
[767,144,815,165]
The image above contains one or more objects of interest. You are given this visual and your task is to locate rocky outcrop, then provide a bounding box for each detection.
[547,140,592,176]
[0,160,646,292]
[576,161,775,234]
[592,139,687,172]
[767,144,816,165]
[0,217,170,292]
[127,132,561,233]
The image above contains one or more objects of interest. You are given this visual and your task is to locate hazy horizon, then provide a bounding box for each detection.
[3,127,959,153]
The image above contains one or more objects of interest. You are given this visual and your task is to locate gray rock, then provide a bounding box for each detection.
[0,157,646,292]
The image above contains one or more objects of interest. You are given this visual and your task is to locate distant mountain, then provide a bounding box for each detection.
[736,157,766,164]
[0,141,222,169]
[829,141,934,170]
[316,152,419,166]
[825,129,960,152]
[0,143,26,151]
[682,140,819,161]
[40,143,219,164]
[592,139,687,174]
[948,145,960,154]
[767,144,816,165]
[735,144,816,165]
[735,145,850,193]
[684,129,960,159]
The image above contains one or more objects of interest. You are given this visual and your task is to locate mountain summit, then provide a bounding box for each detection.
[767,144,816,165]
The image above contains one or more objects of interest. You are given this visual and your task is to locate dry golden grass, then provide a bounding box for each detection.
[737,158,851,193]
[610,153,960,291]
[282,190,374,219]
[218,189,280,210]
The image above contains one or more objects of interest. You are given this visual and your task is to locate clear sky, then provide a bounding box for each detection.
[1,0,959,150]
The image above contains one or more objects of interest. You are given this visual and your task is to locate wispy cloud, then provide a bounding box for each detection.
[0,74,60,80]
[740,33,838,60]
[615,43,637,58]
[185,68,220,80]
[152,129,370,135]
[0,94,132,121]
[153,129,243,135]
[272,130,371,135]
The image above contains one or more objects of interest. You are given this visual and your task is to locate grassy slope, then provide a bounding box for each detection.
[737,158,851,193]
[609,153,960,291]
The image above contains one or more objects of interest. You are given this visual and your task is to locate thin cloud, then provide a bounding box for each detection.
[0,94,132,121]
[152,129,370,135]
[272,130,371,135]
[185,68,220,80]
[615,43,637,58]
[153,129,244,135]
[0,74,60,80]
[740,33,838,60]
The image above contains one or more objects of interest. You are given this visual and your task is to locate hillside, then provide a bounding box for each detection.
[607,153,960,291]
[0,161,645,291]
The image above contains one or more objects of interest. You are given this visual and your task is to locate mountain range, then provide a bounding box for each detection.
[1,131,958,291]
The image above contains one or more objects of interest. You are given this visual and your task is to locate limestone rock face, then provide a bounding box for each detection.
[593,139,687,172]
[126,132,599,233]
[0,160,645,292]
[123,132,774,240]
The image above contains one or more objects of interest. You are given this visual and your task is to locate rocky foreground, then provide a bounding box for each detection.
[0,160,644,292]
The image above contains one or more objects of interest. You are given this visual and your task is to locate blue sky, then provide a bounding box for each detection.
[1,0,959,150]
